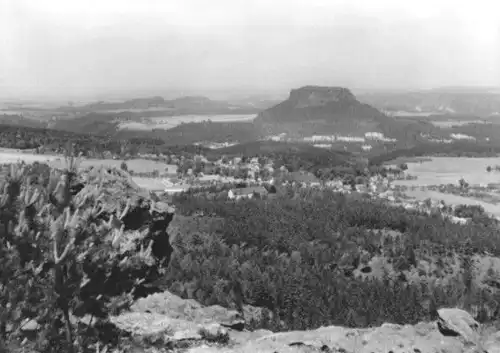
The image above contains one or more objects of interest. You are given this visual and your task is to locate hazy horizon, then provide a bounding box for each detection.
[1,0,499,100]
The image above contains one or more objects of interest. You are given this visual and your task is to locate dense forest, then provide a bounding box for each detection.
[0,124,209,157]
[165,187,500,332]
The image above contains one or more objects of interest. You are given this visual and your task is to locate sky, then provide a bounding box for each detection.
[0,0,499,99]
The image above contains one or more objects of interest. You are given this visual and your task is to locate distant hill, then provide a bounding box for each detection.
[7,87,492,154]
[256,86,370,124]
[254,85,435,147]
[117,121,262,146]
[0,114,46,129]
[44,95,268,138]
[53,95,266,115]
[80,96,166,111]
[49,113,119,134]
[358,88,500,117]
[58,86,439,148]
[48,113,263,145]
[428,86,500,94]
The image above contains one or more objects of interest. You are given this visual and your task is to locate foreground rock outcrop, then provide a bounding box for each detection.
[1,163,181,352]
[187,321,500,353]
[79,166,175,260]
[107,290,500,353]
[71,167,176,299]
[110,291,269,348]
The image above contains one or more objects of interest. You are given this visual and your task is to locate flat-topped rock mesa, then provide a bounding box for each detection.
[256,85,385,125]
[254,86,397,144]
[289,86,357,109]
[254,85,438,147]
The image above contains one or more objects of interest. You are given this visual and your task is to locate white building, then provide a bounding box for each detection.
[365,131,397,142]
[162,178,190,194]
[337,136,365,142]
[365,132,385,140]
[164,186,189,194]
[450,133,476,141]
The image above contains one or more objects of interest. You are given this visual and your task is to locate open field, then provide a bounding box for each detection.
[404,188,500,218]
[117,114,256,131]
[131,176,192,192]
[383,156,433,166]
[0,148,59,164]
[394,157,500,187]
[54,158,177,174]
[390,111,445,117]
[429,120,489,128]
[392,156,500,219]
[97,107,176,113]
[0,148,184,192]
[129,177,166,191]
[0,148,177,174]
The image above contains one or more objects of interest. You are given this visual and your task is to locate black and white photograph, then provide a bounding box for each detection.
[1,0,500,352]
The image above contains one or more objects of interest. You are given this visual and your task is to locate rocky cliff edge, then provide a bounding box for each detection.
[87,290,500,353]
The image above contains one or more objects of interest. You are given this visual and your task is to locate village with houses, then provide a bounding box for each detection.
[126,151,478,227]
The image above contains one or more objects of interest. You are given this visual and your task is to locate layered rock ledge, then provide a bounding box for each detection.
[104,291,500,353]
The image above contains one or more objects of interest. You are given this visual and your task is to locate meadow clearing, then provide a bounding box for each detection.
[0,148,238,192]
[404,188,500,219]
[0,148,59,164]
[117,114,256,131]
[131,177,175,191]
[50,158,177,174]
[429,120,489,128]
[0,148,177,190]
[390,111,443,117]
[98,107,176,113]
[394,156,500,218]
[394,157,500,187]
